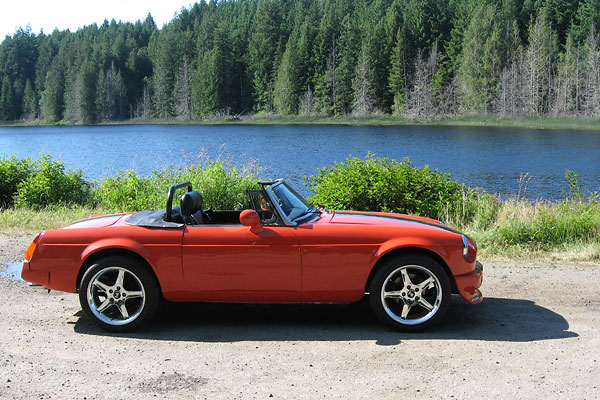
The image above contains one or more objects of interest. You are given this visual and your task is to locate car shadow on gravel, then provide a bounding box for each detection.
[73,295,577,344]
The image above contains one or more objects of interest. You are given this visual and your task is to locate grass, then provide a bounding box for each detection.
[3,114,600,131]
[0,205,111,234]
[445,196,600,262]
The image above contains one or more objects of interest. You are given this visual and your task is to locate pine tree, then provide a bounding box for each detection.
[322,37,338,115]
[274,28,301,115]
[41,60,65,122]
[388,28,407,114]
[0,78,15,121]
[456,3,504,113]
[522,9,558,115]
[553,31,581,115]
[22,79,37,120]
[335,14,360,114]
[248,0,283,112]
[576,0,600,42]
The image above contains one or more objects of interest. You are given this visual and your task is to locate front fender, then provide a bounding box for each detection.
[371,236,450,268]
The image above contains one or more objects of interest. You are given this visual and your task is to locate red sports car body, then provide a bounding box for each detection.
[22,180,483,332]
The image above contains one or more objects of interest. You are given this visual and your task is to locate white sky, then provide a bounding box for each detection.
[1,0,194,38]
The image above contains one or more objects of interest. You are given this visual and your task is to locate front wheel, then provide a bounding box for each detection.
[369,255,451,332]
[79,256,159,332]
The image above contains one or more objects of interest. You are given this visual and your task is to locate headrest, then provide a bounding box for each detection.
[180,191,203,216]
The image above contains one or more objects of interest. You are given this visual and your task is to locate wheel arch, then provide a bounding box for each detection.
[76,248,162,295]
[365,247,458,295]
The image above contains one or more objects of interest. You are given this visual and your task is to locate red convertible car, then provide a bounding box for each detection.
[22,180,482,332]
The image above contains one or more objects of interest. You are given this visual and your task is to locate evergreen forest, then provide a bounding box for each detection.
[1,0,600,124]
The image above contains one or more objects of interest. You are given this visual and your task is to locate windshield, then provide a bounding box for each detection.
[269,182,316,222]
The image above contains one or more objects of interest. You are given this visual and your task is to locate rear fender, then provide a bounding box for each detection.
[80,238,153,267]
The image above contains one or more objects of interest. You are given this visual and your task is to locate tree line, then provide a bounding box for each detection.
[1,0,600,124]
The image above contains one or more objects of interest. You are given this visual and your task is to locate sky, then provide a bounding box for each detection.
[1,0,194,38]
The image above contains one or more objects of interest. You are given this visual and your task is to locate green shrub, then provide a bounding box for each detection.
[95,160,259,212]
[307,153,474,218]
[0,155,34,208]
[94,170,163,211]
[15,154,91,209]
[177,161,259,210]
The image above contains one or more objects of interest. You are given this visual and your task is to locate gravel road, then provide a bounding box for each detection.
[1,233,599,399]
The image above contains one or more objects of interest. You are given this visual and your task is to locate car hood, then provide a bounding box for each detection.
[61,214,127,230]
[330,211,462,234]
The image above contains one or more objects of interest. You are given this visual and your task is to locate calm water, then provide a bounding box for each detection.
[1,124,599,199]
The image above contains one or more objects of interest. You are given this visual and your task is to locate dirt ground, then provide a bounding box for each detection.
[1,233,599,399]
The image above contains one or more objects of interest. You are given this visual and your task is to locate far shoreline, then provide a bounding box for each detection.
[2,115,600,132]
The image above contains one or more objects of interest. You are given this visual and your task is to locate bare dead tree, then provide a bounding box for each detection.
[175,56,193,121]
[581,25,600,116]
[404,44,438,119]
[351,43,376,116]
[299,86,318,116]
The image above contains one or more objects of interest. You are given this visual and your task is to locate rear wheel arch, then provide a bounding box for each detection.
[365,247,457,295]
[77,248,161,294]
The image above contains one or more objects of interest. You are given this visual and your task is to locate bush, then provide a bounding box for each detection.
[15,154,91,209]
[95,160,259,212]
[0,155,34,208]
[94,170,163,212]
[176,161,259,210]
[307,153,474,218]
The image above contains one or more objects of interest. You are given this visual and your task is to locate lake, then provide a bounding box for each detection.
[1,124,599,200]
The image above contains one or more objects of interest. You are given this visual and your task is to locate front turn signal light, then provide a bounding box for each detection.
[25,231,44,261]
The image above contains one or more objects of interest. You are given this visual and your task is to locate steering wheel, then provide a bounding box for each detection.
[259,195,270,210]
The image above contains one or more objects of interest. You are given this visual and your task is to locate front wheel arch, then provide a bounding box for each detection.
[365,247,457,295]
[77,248,161,295]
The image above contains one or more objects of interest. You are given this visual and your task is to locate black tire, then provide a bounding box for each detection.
[369,254,451,332]
[79,256,159,332]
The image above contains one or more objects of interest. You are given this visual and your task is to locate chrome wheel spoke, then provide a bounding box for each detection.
[418,277,435,291]
[93,280,111,293]
[96,298,112,313]
[418,297,434,311]
[118,303,130,319]
[383,290,403,299]
[126,290,143,299]
[115,270,125,289]
[400,303,411,319]
[400,269,412,286]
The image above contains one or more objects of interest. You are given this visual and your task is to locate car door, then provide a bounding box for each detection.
[182,224,302,302]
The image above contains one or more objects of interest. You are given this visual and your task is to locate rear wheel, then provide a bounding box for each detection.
[369,255,451,331]
[79,256,159,332]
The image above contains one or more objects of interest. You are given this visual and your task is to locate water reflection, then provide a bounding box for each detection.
[0,262,23,280]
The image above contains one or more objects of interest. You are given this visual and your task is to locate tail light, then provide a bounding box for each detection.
[25,231,44,261]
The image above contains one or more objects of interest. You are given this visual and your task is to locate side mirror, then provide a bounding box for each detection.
[240,209,263,233]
